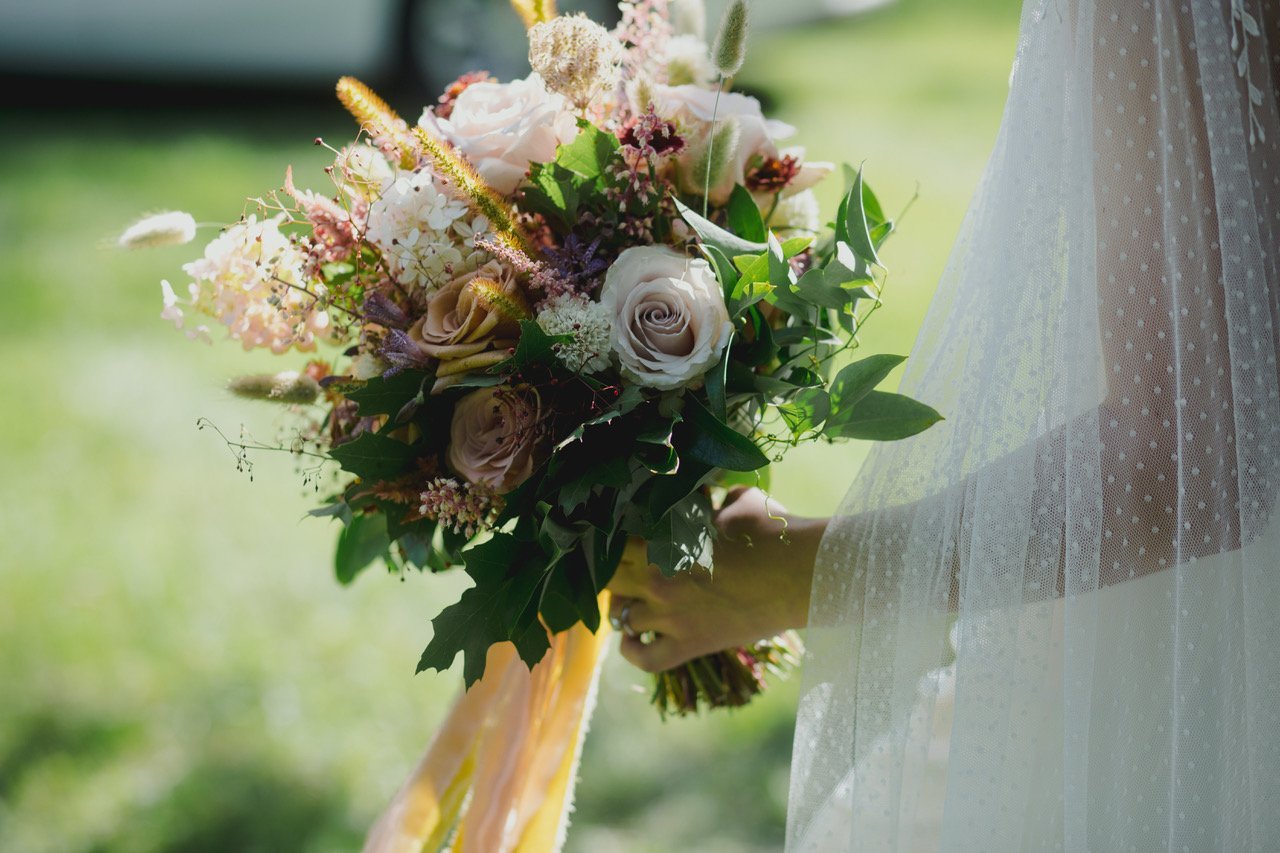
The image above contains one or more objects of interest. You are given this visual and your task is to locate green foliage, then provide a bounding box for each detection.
[679,396,769,471]
[824,389,944,440]
[647,491,715,576]
[417,532,549,685]
[334,511,390,585]
[328,431,415,481]
[335,370,427,417]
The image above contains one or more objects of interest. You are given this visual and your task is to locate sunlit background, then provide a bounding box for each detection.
[0,0,1018,849]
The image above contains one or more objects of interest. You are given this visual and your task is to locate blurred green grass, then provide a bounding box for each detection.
[0,1,1017,850]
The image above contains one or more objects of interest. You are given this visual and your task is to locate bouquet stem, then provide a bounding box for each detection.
[649,631,803,718]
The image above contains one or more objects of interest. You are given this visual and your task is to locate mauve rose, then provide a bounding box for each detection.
[448,386,544,493]
[648,84,832,206]
[600,246,732,391]
[420,74,578,196]
[410,262,524,361]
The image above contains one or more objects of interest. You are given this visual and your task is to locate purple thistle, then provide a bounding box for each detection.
[378,329,432,377]
[542,233,610,296]
[362,291,411,330]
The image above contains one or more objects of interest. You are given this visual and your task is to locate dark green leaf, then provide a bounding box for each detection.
[843,166,883,268]
[334,511,389,585]
[511,319,570,370]
[328,431,415,481]
[828,354,907,416]
[706,331,733,421]
[679,396,769,471]
[416,532,548,685]
[336,370,427,417]
[647,492,714,576]
[824,390,943,441]
[727,184,767,243]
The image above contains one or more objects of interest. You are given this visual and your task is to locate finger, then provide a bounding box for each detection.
[618,633,690,674]
[608,596,668,635]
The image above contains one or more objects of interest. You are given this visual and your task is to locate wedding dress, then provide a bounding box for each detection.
[789,0,1280,850]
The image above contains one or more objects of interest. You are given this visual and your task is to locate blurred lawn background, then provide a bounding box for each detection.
[0,0,1018,849]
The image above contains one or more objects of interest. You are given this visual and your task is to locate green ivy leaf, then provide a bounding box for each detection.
[795,267,852,309]
[726,184,767,243]
[329,431,415,481]
[334,511,389,585]
[679,396,769,472]
[824,390,943,441]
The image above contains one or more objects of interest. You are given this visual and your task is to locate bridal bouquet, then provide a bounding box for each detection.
[137,0,938,718]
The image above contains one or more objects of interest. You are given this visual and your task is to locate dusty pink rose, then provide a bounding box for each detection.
[448,386,545,493]
[600,245,732,391]
[410,262,526,361]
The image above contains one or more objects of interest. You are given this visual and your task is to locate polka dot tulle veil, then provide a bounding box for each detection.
[789,1,1280,849]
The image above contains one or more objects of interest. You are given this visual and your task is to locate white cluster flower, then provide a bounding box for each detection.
[536,293,613,374]
[768,188,822,233]
[365,168,486,291]
[528,13,624,106]
[166,215,331,353]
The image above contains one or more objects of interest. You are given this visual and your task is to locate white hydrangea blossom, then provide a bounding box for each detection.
[536,293,613,374]
[365,168,482,291]
[171,215,331,353]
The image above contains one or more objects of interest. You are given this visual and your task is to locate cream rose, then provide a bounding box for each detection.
[448,386,544,493]
[420,74,578,196]
[649,84,832,205]
[600,246,732,391]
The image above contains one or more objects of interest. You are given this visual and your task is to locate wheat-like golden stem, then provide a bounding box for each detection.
[335,77,418,170]
[510,0,557,28]
[409,125,536,258]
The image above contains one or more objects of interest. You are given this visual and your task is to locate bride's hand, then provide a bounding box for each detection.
[605,487,826,673]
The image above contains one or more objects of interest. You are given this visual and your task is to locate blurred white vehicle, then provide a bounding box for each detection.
[0,0,608,91]
[0,0,875,91]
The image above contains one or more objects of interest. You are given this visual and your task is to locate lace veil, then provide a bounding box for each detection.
[789,0,1280,848]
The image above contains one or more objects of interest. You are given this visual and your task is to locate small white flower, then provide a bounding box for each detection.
[536,293,613,374]
[119,211,197,249]
[365,168,476,291]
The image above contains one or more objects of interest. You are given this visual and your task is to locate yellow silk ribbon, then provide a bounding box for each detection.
[363,594,611,853]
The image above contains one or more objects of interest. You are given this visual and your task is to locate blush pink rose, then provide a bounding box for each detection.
[420,74,578,196]
[448,386,545,493]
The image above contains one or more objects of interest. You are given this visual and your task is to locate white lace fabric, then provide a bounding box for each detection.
[789,0,1280,849]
